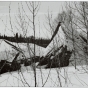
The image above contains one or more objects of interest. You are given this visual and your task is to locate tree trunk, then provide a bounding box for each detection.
[86,20,88,65]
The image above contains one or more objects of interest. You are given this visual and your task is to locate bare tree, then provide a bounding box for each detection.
[20,1,40,87]
[66,2,88,66]
[8,1,41,86]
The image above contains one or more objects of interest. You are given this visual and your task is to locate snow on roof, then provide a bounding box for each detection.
[0,39,45,61]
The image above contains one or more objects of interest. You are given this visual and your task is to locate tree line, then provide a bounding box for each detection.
[0,33,50,47]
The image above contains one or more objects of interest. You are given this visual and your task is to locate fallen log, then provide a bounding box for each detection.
[0,53,21,74]
[37,45,72,69]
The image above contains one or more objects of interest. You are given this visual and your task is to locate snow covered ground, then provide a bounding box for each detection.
[0,38,88,87]
[0,65,88,87]
[0,23,88,87]
[0,40,45,61]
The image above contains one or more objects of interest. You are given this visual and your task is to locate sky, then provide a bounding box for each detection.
[0,1,65,38]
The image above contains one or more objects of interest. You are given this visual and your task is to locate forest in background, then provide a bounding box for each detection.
[0,33,50,47]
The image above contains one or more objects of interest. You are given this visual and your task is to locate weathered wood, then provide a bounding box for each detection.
[0,60,11,74]
[0,53,21,74]
[12,53,20,63]
[37,45,72,68]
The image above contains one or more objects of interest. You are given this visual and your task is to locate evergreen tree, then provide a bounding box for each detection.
[16,33,18,39]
